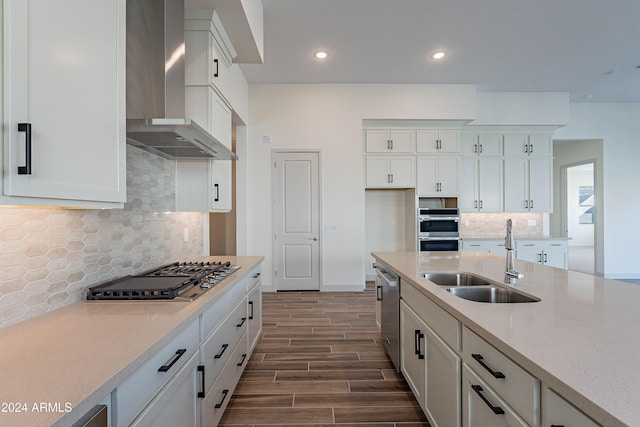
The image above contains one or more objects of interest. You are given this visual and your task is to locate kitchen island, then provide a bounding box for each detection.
[372,250,639,427]
[0,256,263,427]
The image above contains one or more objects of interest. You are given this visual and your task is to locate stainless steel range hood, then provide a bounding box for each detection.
[126,0,236,160]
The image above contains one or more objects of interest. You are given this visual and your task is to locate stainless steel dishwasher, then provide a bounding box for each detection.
[375,264,400,372]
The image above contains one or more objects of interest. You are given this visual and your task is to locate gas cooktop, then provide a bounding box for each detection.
[86,261,240,301]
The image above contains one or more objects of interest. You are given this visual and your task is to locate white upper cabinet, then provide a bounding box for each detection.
[2,0,126,207]
[417,156,459,196]
[504,134,553,157]
[504,158,552,212]
[460,134,503,157]
[366,156,415,188]
[416,130,459,153]
[460,158,503,212]
[365,129,416,153]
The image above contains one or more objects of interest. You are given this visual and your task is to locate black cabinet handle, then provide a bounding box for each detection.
[158,348,186,372]
[376,285,382,301]
[249,301,254,319]
[214,343,229,359]
[197,365,206,398]
[550,425,565,427]
[414,329,425,359]
[236,317,247,327]
[214,183,220,202]
[214,389,229,409]
[17,123,32,175]
[471,385,505,415]
[471,354,505,379]
[213,58,219,78]
[237,353,247,366]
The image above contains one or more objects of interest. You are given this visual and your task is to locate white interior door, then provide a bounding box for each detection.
[273,151,320,290]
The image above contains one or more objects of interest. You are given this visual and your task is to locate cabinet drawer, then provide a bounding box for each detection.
[462,363,528,427]
[202,331,249,427]
[401,283,460,351]
[542,386,600,427]
[248,266,262,289]
[115,319,199,427]
[516,239,567,250]
[201,297,248,391]
[201,277,246,338]
[462,327,539,425]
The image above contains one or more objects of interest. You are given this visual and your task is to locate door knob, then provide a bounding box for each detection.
[310,237,319,241]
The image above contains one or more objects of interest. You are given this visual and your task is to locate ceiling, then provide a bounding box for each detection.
[239,0,640,102]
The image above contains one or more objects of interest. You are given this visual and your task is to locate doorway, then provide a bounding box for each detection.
[272,150,321,291]
[563,162,595,274]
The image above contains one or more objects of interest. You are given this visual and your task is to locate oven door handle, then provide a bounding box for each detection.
[419,237,461,241]
[419,216,460,221]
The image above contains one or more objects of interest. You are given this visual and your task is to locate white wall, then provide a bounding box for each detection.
[243,84,476,290]
[554,103,640,278]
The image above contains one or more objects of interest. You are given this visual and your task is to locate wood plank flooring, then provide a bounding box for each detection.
[219,283,430,426]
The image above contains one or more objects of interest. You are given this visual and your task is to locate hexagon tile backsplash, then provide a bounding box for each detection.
[0,146,204,329]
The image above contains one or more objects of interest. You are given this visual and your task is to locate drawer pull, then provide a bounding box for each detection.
[237,353,248,366]
[471,353,505,379]
[158,348,186,372]
[414,329,425,360]
[471,385,505,415]
[249,301,255,319]
[376,285,382,301]
[214,344,229,359]
[236,317,247,328]
[550,425,565,427]
[197,365,206,398]
[214,389,229,409]
[17,123,32,175]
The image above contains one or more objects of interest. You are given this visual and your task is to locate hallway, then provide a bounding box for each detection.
[219,285,429,426]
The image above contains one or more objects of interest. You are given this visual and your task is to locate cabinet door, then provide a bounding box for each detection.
[425,325,461,427]
[542,250,567,269]
[365,130,415,153]
[460,158,479,212]
[365,130,393,153]
[477,135,503,156]
[247,280,263,352]
[3,0,125,204]
[528,158,552,212]
[503,135,529,157]
[389,157,415,187]
[417,130,439,153]
[400,301,426,411]
[504,159,529,212]
[516,248,542,264]
[366,157,392,187]
[130,353,198,427]
[462,364,528,427]
[417,156,438,195]
[389,130,416,152]
[542,387,600,427]
[211,160,232,211]
[460,134,479,156]
[528,135,553,157]
[477,158,503,212]
[438,131,460,153]
[438,156,459,195]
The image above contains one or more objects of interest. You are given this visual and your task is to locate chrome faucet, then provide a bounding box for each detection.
[504,219,524,286]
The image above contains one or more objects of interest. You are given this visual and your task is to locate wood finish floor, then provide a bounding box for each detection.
[219,283,430,427]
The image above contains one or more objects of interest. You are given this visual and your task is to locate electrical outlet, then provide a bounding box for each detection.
[183,228,189,242]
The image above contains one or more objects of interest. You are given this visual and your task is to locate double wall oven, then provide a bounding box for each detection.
[418,207,460,252]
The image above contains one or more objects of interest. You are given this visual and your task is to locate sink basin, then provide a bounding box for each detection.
[446,286,540,303]
[423,272,491,287]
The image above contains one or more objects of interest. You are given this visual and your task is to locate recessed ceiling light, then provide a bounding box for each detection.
[314,51,328,60]
[431,50,446,60]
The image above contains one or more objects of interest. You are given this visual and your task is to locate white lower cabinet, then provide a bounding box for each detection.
[400,285,461,427]
[541,386,600,427]
[201,331,248,427]
[516,239,568,269]
[129,352,199,427]
[247,267,263,352]
[462,364,528,427]
[115,319,200,427]
[115,263,263,427]
[461,239,506,255]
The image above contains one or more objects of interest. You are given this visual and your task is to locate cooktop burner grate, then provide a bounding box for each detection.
[86,261,239,301]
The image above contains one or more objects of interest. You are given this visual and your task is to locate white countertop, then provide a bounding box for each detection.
[0,256,263,427]
[372,251,639,427]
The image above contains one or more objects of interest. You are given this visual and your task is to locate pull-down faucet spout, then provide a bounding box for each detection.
[504,219,524,286]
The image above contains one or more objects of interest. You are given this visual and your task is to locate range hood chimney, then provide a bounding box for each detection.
[126,0,236,160]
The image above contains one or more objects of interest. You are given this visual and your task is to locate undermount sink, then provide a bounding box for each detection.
[446,286,540,303]
[422,272,491,287]
[422,271,540,303]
